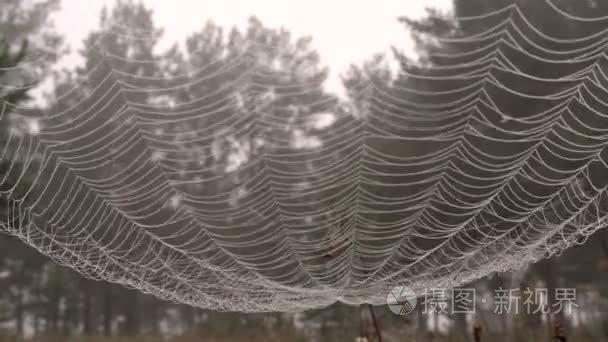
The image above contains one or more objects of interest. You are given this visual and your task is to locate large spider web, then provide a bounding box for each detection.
[2,0,608,312]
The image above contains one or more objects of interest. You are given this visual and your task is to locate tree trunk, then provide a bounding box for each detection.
[102,284,112,336]
[81,279,93,335]
[15,288,24,336]
[124,290,139,335]
[182,305,194,332]
[416,303,427,337]
[33,274,41,337]
[150,301,160,334]
[543,258,563,337]
[14,266,26,336]
[453,312,467,340]
[520,266,542,340]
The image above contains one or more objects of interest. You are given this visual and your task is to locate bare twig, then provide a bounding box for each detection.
[367,304,382,342]
[554,321,567,342]
[473,323,482,342]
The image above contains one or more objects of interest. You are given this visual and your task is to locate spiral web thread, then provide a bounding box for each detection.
[1,0,608,311]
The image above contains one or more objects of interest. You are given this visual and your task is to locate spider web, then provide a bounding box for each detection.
[1,0,608,312]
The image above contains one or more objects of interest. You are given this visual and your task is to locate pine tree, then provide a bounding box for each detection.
[0,0,63,337]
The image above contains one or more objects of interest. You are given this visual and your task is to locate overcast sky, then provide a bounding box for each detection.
[49,0,452,92]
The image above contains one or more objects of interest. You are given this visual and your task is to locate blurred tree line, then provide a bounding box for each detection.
[2,0,608,341]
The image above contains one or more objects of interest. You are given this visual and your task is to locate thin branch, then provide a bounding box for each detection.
[367,304,382,342]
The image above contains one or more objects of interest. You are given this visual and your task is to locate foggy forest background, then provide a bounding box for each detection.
[2,0,608,341]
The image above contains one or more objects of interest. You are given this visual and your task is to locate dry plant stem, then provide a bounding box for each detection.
[473,323,482,342]
[367,304,382,342]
